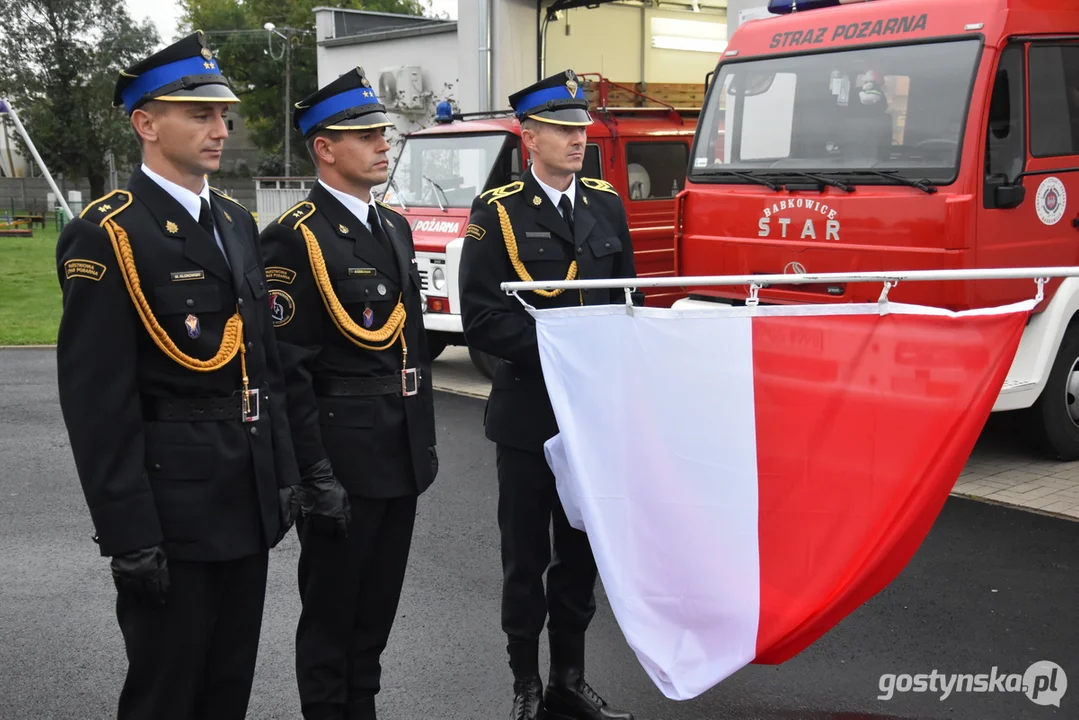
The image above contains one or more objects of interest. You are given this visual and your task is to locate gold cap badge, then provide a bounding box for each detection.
[533,196,542,206]
[201,47,213,61]
[566,79,578,98]
[166,221,179,234]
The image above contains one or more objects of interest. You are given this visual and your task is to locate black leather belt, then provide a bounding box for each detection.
[143,395,244,422]
[314,373,419,397]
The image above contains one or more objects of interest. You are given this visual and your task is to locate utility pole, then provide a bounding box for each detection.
[265,23,296,177]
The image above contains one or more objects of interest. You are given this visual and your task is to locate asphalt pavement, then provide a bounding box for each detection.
[1,349,1076,719]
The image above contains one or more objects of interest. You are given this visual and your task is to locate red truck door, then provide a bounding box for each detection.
[979,40,1079,308]
[621,138,691,306]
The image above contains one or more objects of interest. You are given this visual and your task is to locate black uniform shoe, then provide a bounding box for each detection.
[346,695,376,720]
[544,668,634,720]
[512,676,545,720]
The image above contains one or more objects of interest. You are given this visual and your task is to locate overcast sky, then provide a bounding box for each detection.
[124,0,460,48]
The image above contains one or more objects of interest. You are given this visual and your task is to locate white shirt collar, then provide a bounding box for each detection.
[319,179,375,232]
[532,170,576,212]
[141,163,210,223]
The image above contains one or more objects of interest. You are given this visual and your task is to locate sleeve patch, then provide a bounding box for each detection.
[268,289,295,327]
[265,266,297,285]
[64,259,107,282]
[465,224,486,241]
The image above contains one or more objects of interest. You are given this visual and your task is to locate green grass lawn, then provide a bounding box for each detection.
[0,226,62,345]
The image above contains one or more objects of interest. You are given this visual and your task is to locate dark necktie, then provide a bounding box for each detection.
[559,193,575,236]
[367,204,395,259]
[198,198,216,239]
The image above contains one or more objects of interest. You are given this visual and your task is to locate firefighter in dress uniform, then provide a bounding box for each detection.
[54,32,301,720]
[259,68,438,720]
[459,70,639,720]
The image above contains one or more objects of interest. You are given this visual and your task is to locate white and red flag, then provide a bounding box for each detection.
[536,299,1032,700]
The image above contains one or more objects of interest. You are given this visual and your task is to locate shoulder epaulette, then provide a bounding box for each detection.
[278,201,316,229]
[580,177,618,196]
[376,200,403,218]
[78,190,133,226]
[209,186,249,213]
[481,181,525,204]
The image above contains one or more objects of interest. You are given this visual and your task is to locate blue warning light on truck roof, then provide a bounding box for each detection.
[768,0,877,13]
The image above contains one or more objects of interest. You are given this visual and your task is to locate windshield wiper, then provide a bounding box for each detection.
[775,171,855,193]
[386,178,408,210]
[846,170,938,195]
[694,168,782,191]
[423,175,448,211]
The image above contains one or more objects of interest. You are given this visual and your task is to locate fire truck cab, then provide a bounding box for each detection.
[673,0,1079,459]
[382,77,699,377]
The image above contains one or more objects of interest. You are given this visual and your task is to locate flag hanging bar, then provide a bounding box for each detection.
[502,266,1079,296]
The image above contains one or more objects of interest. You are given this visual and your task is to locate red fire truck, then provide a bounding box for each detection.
[381,77,699,377]
[673,0,1079,458]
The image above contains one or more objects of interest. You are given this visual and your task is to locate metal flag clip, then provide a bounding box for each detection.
[1034,277,1048,305]
[624,286,637,315]
[878,280,898,315]
[746,282,761,307]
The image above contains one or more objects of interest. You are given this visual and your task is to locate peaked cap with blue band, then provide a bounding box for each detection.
[293,68,393,139]
[509,69,592,127]
[114,31,240,114]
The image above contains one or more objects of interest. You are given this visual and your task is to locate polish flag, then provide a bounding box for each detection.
[537,299,1033,700]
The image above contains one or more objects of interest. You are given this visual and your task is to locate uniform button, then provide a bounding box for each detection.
[604,242,611,249]
[364,289,370,296]
[538,247,545,254]
[577,246,584,254]
[246,341,254,351]
[328,412,335,419]
[152,463,161,471]
[249,426,259,436]
[238,298,245,309]
[186,298,195,307]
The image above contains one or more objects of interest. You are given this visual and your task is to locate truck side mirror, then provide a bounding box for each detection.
[985,173,1025,209]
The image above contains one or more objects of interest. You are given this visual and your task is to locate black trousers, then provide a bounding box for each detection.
[295,494,417,718]
[115,550,269,720]
[497,444,598,677]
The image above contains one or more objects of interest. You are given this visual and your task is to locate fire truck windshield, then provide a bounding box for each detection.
[384,132,514,208]
[690,38,981,185]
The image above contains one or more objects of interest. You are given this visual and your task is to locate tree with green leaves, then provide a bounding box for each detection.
[0,0,160,199]
[180,0,428,177]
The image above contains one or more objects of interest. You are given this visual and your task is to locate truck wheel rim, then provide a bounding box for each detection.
[1068,359,1079,427]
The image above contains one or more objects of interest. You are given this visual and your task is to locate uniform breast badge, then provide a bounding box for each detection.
[363,306,374,328]
[185,314,200,339]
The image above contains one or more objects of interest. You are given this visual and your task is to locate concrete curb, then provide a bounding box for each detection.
[0,345,56,349]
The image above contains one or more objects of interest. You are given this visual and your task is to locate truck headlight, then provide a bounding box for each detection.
[432,267,446,291]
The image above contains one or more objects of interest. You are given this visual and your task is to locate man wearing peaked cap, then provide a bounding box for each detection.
[460,69,638,720]
[54,30,300,720]
[260,67,438,720]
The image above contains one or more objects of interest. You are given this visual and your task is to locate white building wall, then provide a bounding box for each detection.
[314,13,461,171]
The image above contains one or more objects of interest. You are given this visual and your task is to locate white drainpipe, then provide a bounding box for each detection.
[478,0,493,111]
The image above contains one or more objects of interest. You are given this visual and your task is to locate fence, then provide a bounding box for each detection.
[254,177,317,232]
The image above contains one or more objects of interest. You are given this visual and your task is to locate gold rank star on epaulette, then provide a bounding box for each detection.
[279,201,316,229]
[580,177,618,196]
[79,190,133,226]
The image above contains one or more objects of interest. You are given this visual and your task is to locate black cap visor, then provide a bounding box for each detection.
[152,80,240,105]
[524,106,593,126]
[322,110,394,132]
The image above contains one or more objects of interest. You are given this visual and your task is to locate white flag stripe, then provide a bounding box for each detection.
[538,311,761,700]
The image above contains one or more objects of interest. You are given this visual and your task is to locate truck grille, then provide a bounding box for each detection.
[418,268,430,291]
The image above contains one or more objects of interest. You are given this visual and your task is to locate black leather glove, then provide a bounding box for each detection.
[299,457,351,539]
[111,545,170,606]
[273,484,301,546]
